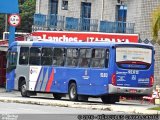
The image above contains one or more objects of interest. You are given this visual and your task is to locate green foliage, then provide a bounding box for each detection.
[149,107,160,111]
[17,0,36,32]
[151,6,160,43]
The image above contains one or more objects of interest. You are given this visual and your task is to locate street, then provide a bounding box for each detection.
[0,102,122,114]
[0,88,158,115]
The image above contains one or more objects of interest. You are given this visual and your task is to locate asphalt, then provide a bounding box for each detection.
[0,88,159,114]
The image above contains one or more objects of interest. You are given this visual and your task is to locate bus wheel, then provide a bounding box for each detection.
[101,95,117,104]
[78,95,88,102]
[20,81,29,97]
[53,93,62,100]
[109,96,119,103]
[69,83,78,101]
[101,96,109,104]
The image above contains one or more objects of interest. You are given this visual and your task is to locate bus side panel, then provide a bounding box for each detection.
[14,46,30,91]
[52,68,110,96]
[74,68,92,95]
[14,65,30,90]
[28,66,68,93]
[90,69,109,96]
[50,67,68,93]
[52,67,93,95]
[6,69,15,91]
[51,68,92,95]
[29,66,55,92]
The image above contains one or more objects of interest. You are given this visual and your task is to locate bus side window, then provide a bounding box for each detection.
[29,47,41,65]
[41,48,53,65]
[53,48,65,66]
[105,49,109,68]
[91,49,105,68]
[79,48,91,68]
[66,48,79,67]
[19,47,29,65]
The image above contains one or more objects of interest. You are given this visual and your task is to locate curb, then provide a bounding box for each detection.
[0,96,159,114]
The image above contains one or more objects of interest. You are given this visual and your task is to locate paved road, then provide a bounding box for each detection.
[0,88,158,115]
[0,102,123,114]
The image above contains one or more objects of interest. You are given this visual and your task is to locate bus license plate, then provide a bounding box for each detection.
[129,89,137,93]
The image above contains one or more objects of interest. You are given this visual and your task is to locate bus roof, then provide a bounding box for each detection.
[9,41,153,49]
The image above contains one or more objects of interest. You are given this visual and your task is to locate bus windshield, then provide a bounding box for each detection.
[116,47,152,69]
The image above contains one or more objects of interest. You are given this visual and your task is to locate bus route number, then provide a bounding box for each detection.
[100,73,108,78]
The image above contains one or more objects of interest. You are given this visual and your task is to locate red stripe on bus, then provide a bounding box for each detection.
[46,69,54,92]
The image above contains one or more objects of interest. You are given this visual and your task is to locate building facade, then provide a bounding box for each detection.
[34,0,160,86]
[34,0,160,40]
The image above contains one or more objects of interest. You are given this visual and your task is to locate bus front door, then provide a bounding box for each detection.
[6,47,17,91]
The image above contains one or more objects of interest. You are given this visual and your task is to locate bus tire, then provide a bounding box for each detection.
[69,83,78,101]
[53,93,62,100]
[101,95,117,104]
[108,97,116,104]
[101,96,109,104]
[20,80,29,97]
[78,95,88,102]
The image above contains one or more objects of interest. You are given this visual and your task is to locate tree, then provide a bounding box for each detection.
[18,0,25,5]
[152,6,160,44]
[17,0,36,32]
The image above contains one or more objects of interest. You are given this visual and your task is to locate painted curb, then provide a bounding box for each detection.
[0,96,158,114]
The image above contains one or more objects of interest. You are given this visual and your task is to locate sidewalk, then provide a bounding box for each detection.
[0,88,159,114]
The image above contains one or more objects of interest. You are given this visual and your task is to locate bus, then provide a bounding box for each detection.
[6,41,154,103]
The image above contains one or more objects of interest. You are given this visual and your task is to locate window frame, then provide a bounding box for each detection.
[79,48,91,68]
[66,48,79,67]
[53,47,66,66]
[29,47,41,65]
[61,0,68,10]
[41,47,53,66]
[19,47,29,65]
[91,48,108,68]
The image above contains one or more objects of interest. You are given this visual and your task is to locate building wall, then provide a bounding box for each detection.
[126,0,142,35]
[101,0,160,40]
[103,0,117,21]
[57,0,104,19]
[36,0,50,14]
[128,0,160,40]
[58,0,81,18]
[35,0,160,40]
[154,44,160,87]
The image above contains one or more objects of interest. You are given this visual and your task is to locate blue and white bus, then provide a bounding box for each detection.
[6,41,154,103]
